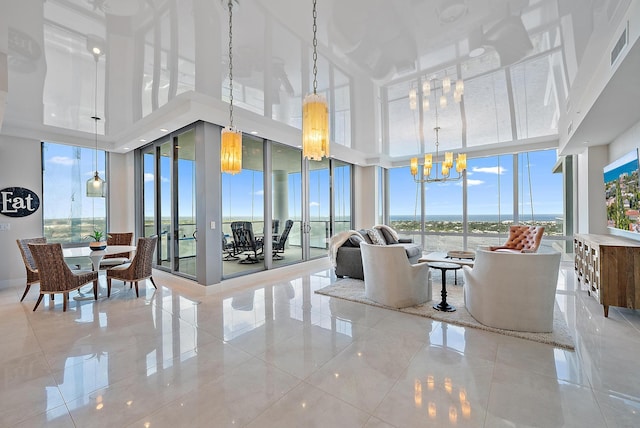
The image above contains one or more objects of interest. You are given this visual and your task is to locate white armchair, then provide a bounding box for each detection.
[462,248,561,332]
[360,243,431,308]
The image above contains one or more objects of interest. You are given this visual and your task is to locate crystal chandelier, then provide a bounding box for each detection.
[410,77,466,183]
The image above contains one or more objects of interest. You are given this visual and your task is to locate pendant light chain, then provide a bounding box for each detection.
[312,0,318,95]
[228,0,234,128]
[93,57,99,173]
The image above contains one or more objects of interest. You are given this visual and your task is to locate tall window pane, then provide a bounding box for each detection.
[388,166,421,241]
[222,136,264,276]
[466,154,514,249]
[333,160,351,234]
[42,142,107,243]
[518,149,563,238]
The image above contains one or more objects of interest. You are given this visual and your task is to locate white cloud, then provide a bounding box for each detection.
[144,173,155,182]
[471,166,506,175]
[310,202,320,207]
[254,190,264,196]
[48,156,76,166]
[466,179,484,187]
[160,176,170,183]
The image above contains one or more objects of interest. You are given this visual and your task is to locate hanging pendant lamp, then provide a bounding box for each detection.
[302,0,329,161]
[86,54,106,197]
[221,0,242,174]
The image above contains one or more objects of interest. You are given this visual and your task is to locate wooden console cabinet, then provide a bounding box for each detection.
[574,233,640,317]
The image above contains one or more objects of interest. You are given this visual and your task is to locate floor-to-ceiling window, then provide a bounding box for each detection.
[139,126,198,279]
[222,136,265,277]
[466,154,515,249]
[386,148,565,253]
[308,158,331,258]
[138,125,353,282]
[271,143,303,266]
[332,160,352,235]
[42,142,107,243]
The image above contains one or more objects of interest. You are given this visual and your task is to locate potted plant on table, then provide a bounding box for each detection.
[86,230,108,251]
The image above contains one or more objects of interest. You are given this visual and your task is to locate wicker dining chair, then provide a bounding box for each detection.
[16,237,47,302]
[106,235,158,298]
[99,232,134,268]
[28,243,98,312]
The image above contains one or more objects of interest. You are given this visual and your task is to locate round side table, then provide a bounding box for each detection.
[429,261,461,312]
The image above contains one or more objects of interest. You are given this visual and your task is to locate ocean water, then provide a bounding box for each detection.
[390,214,561,222]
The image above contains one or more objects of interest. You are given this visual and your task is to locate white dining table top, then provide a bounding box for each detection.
[62,245,137,258]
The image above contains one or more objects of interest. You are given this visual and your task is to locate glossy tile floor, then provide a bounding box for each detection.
[2,259,640,427]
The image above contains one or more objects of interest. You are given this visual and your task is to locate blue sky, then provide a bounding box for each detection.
[43,142,106,221]
[389,149,562,217]
[46,142,561,222]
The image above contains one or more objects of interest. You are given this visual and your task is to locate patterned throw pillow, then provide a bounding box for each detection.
[367,228,386,245]
[348,234,364,247]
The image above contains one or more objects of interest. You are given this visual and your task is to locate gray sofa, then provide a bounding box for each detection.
[334,228,422,280]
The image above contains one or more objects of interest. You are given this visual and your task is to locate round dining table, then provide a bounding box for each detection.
[62,245,137,300]
[62,245,137,271]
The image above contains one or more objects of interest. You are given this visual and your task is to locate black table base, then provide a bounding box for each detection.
[430,262,460,312]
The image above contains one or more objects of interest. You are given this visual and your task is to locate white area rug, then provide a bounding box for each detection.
[315,278,575,350]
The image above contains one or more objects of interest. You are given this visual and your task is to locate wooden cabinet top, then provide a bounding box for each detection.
[574,233,640,247]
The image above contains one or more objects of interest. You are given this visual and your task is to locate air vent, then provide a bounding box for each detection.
[611,23,628,66]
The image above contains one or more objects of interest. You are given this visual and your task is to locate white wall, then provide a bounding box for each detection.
[0,135,43,287]
[107,152,135,234]
[353,165,377,229]
[576,145,608,235]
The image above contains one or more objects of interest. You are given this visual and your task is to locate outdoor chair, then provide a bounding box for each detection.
[28,243,98,311]
[223,232,239,261]
[272,219,294,260]
[231,221,263,264]
[16,237,47,302]
[106,235,158,298]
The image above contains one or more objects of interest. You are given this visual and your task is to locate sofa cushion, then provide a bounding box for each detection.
[403,244,422,259]
[366,228,386,245]
[378,227,399,244]
[358,229,374,244]
[348,234,364,247]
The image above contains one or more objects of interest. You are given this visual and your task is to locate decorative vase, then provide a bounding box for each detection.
[89,241,107,251]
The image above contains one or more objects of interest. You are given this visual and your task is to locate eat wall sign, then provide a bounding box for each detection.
[0,187,40,217]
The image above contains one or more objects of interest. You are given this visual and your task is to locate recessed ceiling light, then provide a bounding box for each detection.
[139,139,147,142]
[123,147,130,150]
[250,131,259,135]
[160,128,169,132]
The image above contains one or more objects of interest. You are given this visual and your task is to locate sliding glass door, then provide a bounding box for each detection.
[221,136,265,277]
[271,143,303,266]
[140,125,198,279]
[139,123,353,282]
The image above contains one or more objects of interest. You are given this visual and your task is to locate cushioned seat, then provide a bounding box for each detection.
[329,225,422,280]
[489,225,545,253]
[462,248,561,332]
[361,243,431,308]
[99,232,134,268]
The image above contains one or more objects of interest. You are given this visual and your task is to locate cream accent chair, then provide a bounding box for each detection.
[462,248,561,333]
[360,243,431,309]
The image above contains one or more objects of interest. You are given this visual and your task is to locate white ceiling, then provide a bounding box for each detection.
[0,0,634,162]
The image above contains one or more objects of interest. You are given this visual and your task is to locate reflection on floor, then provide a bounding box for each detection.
[2,259,640,427]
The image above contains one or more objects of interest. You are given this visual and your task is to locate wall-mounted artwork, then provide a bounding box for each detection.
[604,149,640,233]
